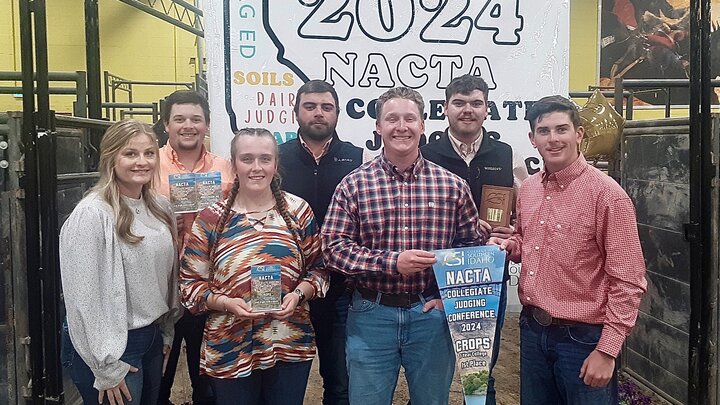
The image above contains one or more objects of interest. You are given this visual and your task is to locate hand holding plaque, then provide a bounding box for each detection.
[479,185,513,228]
[250,264,282,312]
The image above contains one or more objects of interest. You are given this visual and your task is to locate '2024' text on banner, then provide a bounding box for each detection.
[433,245,506,405]
[203,0,570,174]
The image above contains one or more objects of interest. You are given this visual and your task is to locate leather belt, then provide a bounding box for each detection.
[357,287,436,308]
[522,306,585,327]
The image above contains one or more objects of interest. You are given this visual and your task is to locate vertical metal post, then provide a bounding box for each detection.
[19,0,44,402]
[85,0,103,172]
[75,70,88,118]
[33,1,63,402]
[614,77,624,116]
[104,70,111,118]
[688,0,716,403]
[85,0,102,119]
[195,0,205,76]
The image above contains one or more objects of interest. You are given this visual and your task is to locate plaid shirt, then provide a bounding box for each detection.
[322,153,484,294]
[509,154,647,357]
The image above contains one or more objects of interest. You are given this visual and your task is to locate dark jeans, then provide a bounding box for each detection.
[211,360,313,405]
[309,285,351,405]
[157,310,214,405]
[519,311,618,404]
[485,280,508,405]
[62,322,163,405]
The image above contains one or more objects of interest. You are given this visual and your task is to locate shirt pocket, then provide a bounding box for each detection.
[548,221,596,268]
[417,198,456,238]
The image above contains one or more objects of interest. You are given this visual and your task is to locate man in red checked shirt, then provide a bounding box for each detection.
[490,95,647,404]
[322,87,484,405]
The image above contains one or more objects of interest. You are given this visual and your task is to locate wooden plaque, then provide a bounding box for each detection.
[478,185,513,228]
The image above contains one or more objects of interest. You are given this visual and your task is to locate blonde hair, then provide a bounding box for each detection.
[91,119,173,244]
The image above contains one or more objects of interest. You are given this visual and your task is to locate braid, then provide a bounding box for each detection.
[229,127,306,272]
[271,175,305,267]
[209,175,240,271]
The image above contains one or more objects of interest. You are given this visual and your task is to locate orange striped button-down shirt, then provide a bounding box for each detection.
[509,154,647,358]
[156,144,235,245]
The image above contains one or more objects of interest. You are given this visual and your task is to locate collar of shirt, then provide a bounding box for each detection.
[161,143,212,173]
[379,151,424,182]
[299,132,334,164]
[541,153,588,189]
[447,129,483,162]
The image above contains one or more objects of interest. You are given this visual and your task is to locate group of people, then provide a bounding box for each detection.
[58,75,647,405]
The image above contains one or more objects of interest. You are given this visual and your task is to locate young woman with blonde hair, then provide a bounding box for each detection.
[180,127,327,405]
[60,119,181,405]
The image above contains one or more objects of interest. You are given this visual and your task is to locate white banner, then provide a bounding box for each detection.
[204,0,570,172]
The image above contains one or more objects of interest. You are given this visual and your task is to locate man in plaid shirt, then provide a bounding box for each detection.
[322,87,486,405]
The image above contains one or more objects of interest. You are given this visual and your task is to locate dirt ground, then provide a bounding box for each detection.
[169,313,521,405]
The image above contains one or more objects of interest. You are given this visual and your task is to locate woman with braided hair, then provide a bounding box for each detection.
[180,127,328,405]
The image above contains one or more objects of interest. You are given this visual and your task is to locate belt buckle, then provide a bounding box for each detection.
[395,293,411,308]
[532,307,553,327]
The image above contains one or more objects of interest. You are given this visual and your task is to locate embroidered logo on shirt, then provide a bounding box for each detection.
[483,166,502,171]
[334,157,355,163]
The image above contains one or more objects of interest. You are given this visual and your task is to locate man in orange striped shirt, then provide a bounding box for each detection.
[156,90,233,405]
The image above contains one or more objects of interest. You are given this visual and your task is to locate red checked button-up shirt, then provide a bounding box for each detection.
[509,154,647,358]
[322,153,484,294]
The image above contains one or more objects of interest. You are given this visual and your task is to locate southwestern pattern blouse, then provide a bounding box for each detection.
[180,192,327,378]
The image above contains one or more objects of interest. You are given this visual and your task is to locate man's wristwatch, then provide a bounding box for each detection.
[293,288,306,304]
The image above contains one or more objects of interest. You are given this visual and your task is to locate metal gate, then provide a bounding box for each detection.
[1,110,110,405]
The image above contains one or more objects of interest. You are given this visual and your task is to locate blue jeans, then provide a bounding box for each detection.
[310,288,350,405]
[61,321,164,405]
[345,290,455,405]
[485,280,507,405]
[519,311,618,405]
[210,360,313,405]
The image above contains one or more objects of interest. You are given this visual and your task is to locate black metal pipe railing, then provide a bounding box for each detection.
[33,0,63,402]
[614,78,720,118]
[688,0,716,404]
[85,0,102,120]
[0,87,77,95]
[111,80,195,87]
[103,73,192,121]
[19,0,43,402]
[56,172,100,184]
[0,70,89,117]
[116,0,204,37]
[569,90,635,119]
[0,71,84,81]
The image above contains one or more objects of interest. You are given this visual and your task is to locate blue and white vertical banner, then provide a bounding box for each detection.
[433,246,507,405]
[203,0,570,170]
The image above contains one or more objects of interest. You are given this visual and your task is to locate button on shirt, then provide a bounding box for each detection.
[447,129,529,190]
[448,131,483,164]
[299,135,333,165]
[509,154,647,357]
[322,153,484,294]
